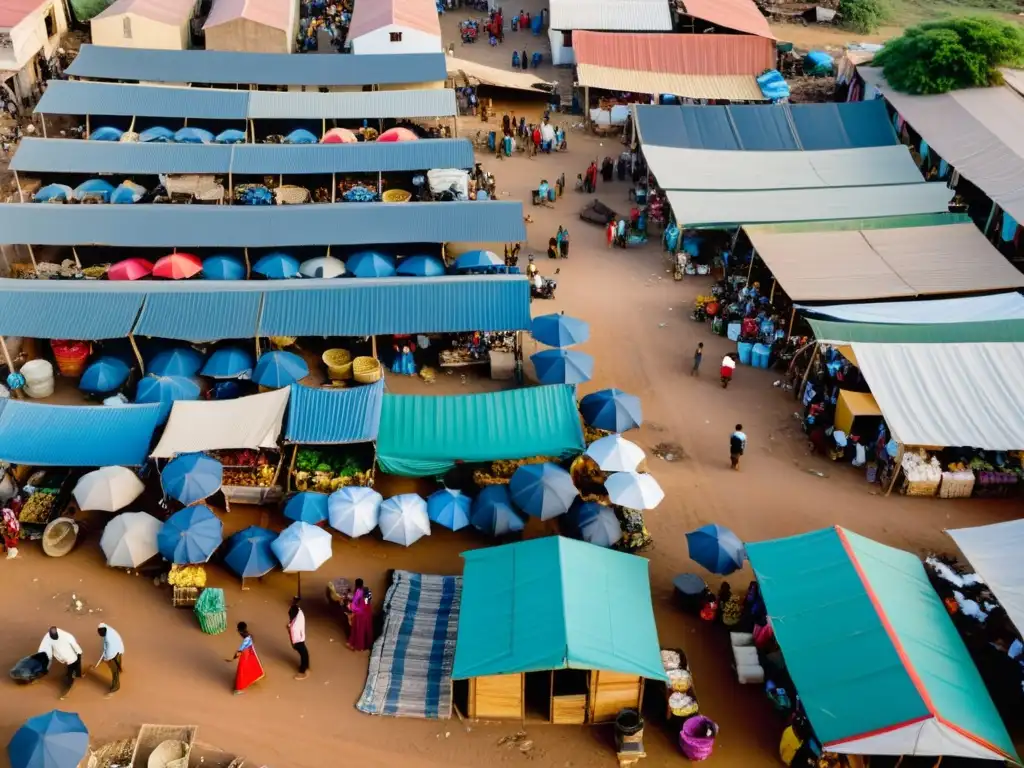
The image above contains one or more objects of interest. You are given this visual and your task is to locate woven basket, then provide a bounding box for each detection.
[42,518,78,557]
[275,185,311,205]
[172,586,199,608]
[352,356,382,384]
[322,349,353,381]
[51,344,91,378]
[901,477,940,497]
[270,336,297,349]
[382,189,412,203]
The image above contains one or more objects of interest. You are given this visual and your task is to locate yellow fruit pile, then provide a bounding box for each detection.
[168,565,207,588]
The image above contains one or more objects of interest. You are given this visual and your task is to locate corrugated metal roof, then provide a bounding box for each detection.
[0,280,143,338]
[93,0,196,25]
[349,0,440,38]
[204,0,291,31]
[66,45,448,86]
[134,290,263,341]
[0,202,527,246]
[12,137,474,174]
[0,400,162,466]
[573,32,774,74]
[247,89,456,119]
[748,213,970,234]
[0,0,48,28]
[549,0,672,31]
[577,65,765,101]
[285,380,384,444]
[679,0,774,39]
[260,275,531,336]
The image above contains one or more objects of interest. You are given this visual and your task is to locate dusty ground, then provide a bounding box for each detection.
[2,16,1023,768]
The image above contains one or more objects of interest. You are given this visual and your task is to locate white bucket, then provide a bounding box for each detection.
[24,379,55,399]
[20,359,54,383]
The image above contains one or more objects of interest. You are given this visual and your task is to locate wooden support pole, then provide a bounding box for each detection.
[128,115,136,134]
[984,201,998,239]
[321,118,326,140]
[797,342,819,402]
[228,171,233,204]
[85,113,90,138]
[0,336,22,398]
[786,305,796,340]
[377,170,382,194]
[13,170,23,202]
[584,85,590,129]
[26,243,38,274]
[769,278,776,304]
[331,172,336,203]
[71,246,81,269]
[746,248,757,283]
[370,335,378,359]
[183,116,188,127]
[243,247,251,278]
[41,114,47,138]
[128,334,145,375]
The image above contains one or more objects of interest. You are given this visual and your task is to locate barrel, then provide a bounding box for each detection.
[21,359,55,399]
[615,709,644,748]
[752,343,771,369]
[737,342,753,366]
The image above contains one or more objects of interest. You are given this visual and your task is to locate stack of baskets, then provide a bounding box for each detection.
[323,349,353,381]
[353,356,382,384]
[194,587,227,634]
[50,341,91,377]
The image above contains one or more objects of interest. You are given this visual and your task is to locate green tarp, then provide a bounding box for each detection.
[452,537,666,680]
[808,317,1024,344]
[745,212,970,235]
[375,386,585,477]
[746,527,1016,762]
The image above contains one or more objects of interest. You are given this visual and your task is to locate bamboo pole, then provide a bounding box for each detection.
[71,246,81,269]
[128,334,145,375]
[128,115,136,134]
[0,336,22,398]
[331,173,336,203]
[243,247,251,278]
[786,305,796,340]
[321,118,326,140]
[228,171,233,205]
[85,114,90,138]
[183,116,188,127]
[584,86,590,129]
[41,114,47,138]
[26,243,38,274]
[769,278,776,304]
[286,444,298,493]
[13,170,23,202]
[377,171,382,195]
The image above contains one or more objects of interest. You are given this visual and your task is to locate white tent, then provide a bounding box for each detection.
[797,293,1024,325]
[948,520,1024,638]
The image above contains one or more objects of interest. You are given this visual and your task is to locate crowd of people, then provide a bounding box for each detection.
[493,112,566,158]
[297,0,350,52]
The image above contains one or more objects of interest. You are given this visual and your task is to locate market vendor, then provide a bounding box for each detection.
[2,507,19,558]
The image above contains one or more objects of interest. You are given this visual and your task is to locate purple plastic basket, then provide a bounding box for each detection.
[679,715,718,761]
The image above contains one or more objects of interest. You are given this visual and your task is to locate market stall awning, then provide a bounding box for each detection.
[150,388,291,458]
[948,520,1024,640]
[746,526,1017,762]
[0,280,144,339]
[749,212,968,234]
[808,317,1024,344]
[376,385,585,477]
[744,222,1024,301]
[798,291,1024,325]
[135,290,263,342]
[285,381,384,444]
[0,400,162,466]
[850,342,1024,450]
[577,66,765,101]
[666,183,952,229]
[677,0,774,38]
[452,536,666,680]
[446,56,555,92]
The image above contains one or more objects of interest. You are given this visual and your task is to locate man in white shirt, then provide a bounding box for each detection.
[288,597,309,680]
[38,626,82,699]
[92,623,125,697]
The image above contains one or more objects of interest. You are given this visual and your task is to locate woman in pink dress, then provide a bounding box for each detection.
[226,622,265,694]
[346,579,374,651]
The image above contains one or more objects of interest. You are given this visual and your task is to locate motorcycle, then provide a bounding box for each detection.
[531,277,557,300]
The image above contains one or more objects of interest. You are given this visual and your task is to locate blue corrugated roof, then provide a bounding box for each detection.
[0,202,526,246]
[0,281,143,338]
[285,380,384,444]
[0,400,162,466]
[10,138,474,174]
[37,80,456,119]
[134,291,264,342]
[67,45,448,86]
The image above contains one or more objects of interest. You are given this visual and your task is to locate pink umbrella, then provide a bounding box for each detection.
[321,127,358,144]
[377,127,418,143]
[108,258,154,281]
[152,252,203,280]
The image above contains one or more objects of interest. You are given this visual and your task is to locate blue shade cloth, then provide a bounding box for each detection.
[214,129,247,144]
[89,126,123,141]
[134,374,200,423]
[530,349,594,385]
[252,252,301,279]
[396,255,445,277]
[509,463,578,520]
[284,129,318,144]
[34,184,73,203]
[427,489,472,531]
[224,525,278,578]
[8,711,89,768]
[202,254,246,281]
[531,314,590,347]
[579,388,643,432]
[252,351,308,388]
[470,484,525,536]
[135,291,262,342]
[201,347,254,379]
[79,356,131,394]
[285,380,383,443]
[283,492,329,524]
[686,523,746,575]
[453,250,502,270]
[139,126,174,143]
[157,505,223,564]
[161,452,223,504]
[148,347,203,377]
[346,250,396,278]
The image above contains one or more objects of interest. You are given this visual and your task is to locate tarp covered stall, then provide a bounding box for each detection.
[376,386,585,476]
[947,520,1024,639]
[285,381,384,444]
[0,281,144,339]
[0,400,162,466]
[746,526,1017,762]
[446,56,555,93]
[807,317,1024,345]
[745,222,1024,301]
[150,387,290,457]
[850,342,1024,451]
[797,292,1024,325]
[834,390,881,434]
[577,66,766,102]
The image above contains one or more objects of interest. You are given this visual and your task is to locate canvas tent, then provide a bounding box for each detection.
[807,317,1024,345]
[948,520,1024,639]
[797,292,1024,325]
[746,526,1017,762]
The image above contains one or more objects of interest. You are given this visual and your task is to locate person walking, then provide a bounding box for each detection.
[692,342,703,376]
[558,226,569,258]
[92,623,125,697]
[345,579,374,651]
[226,622,265,695]
[521,49,528,71]
[288,598,310,680]
[730,424,747,470]
[38,626,82,700]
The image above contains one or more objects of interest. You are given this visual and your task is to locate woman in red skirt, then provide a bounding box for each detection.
[226,622,265,695]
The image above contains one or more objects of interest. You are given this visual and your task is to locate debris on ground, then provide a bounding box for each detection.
[652,442,685,462]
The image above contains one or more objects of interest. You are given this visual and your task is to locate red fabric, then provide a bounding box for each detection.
[741,317,757,336]
[606,223,615,244]
[720,366,733,379]
[532,128,541,146]
[234,646,265,692]
[348,600,374,651]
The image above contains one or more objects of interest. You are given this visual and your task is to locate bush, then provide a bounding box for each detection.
[839,0,889,34]
[873,16,1024,93]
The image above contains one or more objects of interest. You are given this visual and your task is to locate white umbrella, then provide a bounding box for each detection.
[73,466,145,512]
[378,494,431,547]
[271,521,333,572]
[100,511,162,568]
[299,256,346,278]
[328,486,382,538]
[605,471,665,510]
[586,434,645,472]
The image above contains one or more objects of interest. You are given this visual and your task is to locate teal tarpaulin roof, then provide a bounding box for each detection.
[452,537,666,680]
[376,386,585,477]
[746,527,1017,762]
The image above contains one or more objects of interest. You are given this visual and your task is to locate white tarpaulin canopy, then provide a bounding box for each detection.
[948,520,1024,637]
[851,342,1024,450]
[797,293,1024,324]
[151,388,290,458]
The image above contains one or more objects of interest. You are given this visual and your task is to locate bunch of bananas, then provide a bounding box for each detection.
[168,565,207,588]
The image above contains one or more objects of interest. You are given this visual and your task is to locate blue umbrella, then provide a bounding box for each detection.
[157,505,223,564]
[579,388,643,432]
[253,350,309,388]
[532,314,590,347]
[8,710,89,768]
[34,184,73,203]
[161,452,222,505]
[347,250,396,278]
[397,255,445,277]
[284,128,318,144]
[174,127,215,144]
[135,374,200,423]
[531,349,594,385]
[224,526,278,578]
[509,463,578,520]
[201,347,254,379]
[73,179,115,203]
[686,524,745,575]
[89,126,123,141]
[149,347,203,377]
[79,356,131,394]
[573,503,621,548]
[453,250,502,270]
[139,126,174,143]
[283,492,329,524]
[427,489,472,531]
[202,254,246,281]
[110,182,146,204]
[470,485,525,536]
[214,129,247,144]
[252,252,300,280]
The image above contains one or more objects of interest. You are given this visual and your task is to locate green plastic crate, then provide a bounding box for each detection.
[194,588,227,635]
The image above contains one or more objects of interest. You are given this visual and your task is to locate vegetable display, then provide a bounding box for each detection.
[213,450,279,488]
[168,564,207,588]
[19,492,56,524]
[292,448,372,493]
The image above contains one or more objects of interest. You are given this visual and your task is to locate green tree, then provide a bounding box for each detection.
[873,17,1024,94]
[839,0,889,35]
